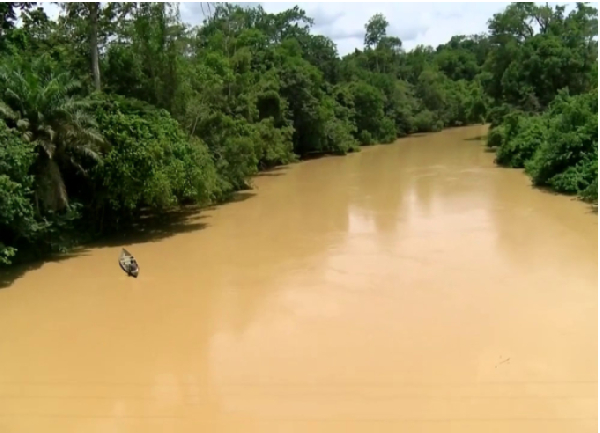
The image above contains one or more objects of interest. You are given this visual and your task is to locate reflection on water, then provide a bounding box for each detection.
[0,125,597,432]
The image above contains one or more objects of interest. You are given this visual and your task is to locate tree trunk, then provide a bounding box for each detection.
[90,3,101,91]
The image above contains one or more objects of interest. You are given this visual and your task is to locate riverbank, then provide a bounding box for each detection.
[486,91,598,204]
[0,119,475,271]
[4,120,597,283]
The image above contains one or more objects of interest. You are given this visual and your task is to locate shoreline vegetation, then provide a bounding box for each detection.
[0,2,597,267]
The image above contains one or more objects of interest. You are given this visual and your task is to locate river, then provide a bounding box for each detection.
[0,125,597,432]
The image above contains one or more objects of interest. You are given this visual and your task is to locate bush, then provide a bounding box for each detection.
[318,95,359,154]
[323,116,359,154]
[348,81,387,140]
[186,111,257,197]
[487,104,513,128]
[490,91,597,201]
[0,122,39,263]
[413,110,439,132]
[378,117,397,144]
[0,121,68,263]
[359,130,373,146]
[254,118,296,168]
[495,115,548,167]
[90,95,219,229]
[525,91,597,197]
[487,125,506,148]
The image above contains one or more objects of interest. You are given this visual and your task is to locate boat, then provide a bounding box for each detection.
[118,248,139,278]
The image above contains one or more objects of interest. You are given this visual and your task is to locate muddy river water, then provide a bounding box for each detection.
[0,125,597,432]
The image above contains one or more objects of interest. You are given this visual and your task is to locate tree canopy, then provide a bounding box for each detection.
[0,2,597,265]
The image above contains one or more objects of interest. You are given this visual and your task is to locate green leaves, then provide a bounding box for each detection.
[2,1,597,267]
[364,14,389,49]
[0,54,105,211]
[0,119,43,264]
[525,91,598,197]
[484,2,597,111]
[490,90,597,201]
[92,95,219,216]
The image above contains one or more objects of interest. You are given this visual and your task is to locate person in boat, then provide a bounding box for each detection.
[128,258,139,276]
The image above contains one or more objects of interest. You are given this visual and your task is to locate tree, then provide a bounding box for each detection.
[2,2,596,266]
[364,13,388,48]
[484,2,597,111]
[0,2,36,52]
[0,119,39,264]
[0,2,36,36]
[59,2,120,91]
[0,55,105,211]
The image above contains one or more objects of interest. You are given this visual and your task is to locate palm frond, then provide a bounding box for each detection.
[69,156,88,175]
[61,79,82,96]
[0,101,17,120]
[62,97,96,112]
[74,145,102,162]
[16,118,30,132]
[39,140,57,158]
[22,131,33,142]
[2,56,107,210]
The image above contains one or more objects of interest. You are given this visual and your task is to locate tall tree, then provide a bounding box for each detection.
[364,13,388,48]
[88,2,100,91]
[60,2,117,91]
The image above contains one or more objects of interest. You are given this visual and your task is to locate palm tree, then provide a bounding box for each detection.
[0,54,105,211]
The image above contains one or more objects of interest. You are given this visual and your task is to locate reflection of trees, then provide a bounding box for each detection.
[351,146,407,235]
[398,126,493,221]
[347,126,492,239]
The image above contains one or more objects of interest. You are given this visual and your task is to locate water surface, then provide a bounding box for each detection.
[0,125,597,432]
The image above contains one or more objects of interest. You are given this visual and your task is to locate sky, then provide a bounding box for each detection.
[184,2,511,54]
[41,2,586,56]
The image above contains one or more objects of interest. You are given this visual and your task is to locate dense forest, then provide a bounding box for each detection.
[0,2,597,265]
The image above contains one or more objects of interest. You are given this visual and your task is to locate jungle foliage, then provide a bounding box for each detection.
[0,2,597,264]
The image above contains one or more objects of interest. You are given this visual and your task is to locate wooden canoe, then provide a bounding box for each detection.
[118,248,139,278]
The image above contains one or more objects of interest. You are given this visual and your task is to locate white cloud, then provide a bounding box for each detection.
[178,2,512,55]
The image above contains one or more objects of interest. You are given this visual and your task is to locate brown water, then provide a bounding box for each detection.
[0,125,597,432]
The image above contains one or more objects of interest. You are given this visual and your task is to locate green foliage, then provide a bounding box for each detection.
[413,110,442,133]
[274,44,356,156]
[435,36,483,81]
[90,95,218,226]
[491,90,597,201]
[487,125,506,148]
[254,118,296,168]
[483,3,597,201]
[2,1,597,265]
[0,120,38,263]
[484,2,597,111]
[495,114,548,167]
[364,14,389,48]
[382,80,415,137]
[0,54,105,211]
[348,81,386,140]
[525,91,598,198]
[379,117,397,144]
[359,130,373,146]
